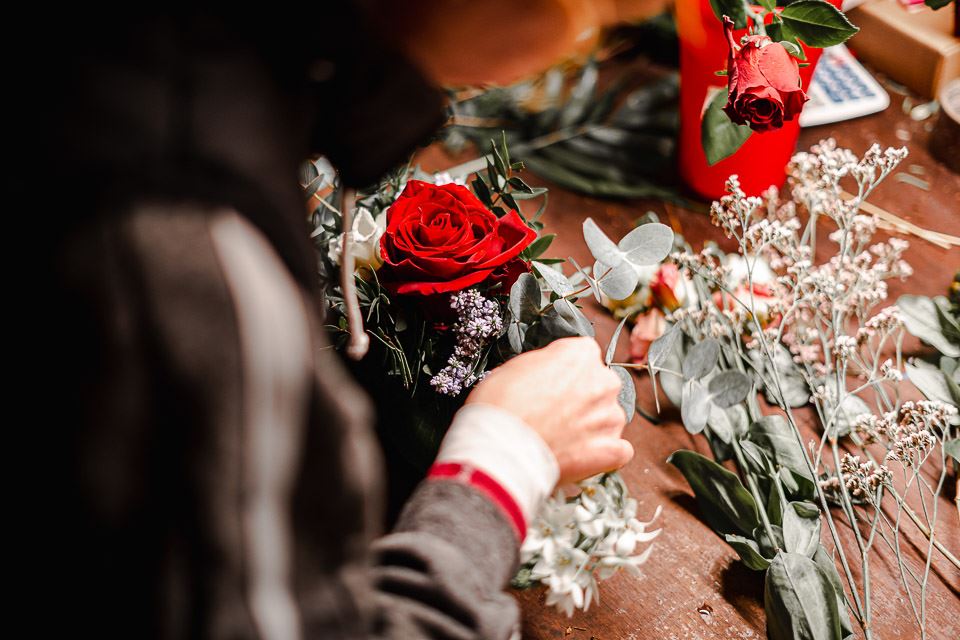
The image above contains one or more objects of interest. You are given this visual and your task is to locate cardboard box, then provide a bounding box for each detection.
[848,0,959,98]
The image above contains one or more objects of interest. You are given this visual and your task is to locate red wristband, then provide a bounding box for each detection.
[427,462,526,540]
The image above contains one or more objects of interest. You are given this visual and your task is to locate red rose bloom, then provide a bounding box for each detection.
[722,16,807,133]
[379,180,536,296]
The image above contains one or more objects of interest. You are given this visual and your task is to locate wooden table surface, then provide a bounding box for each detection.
[420,89,960,638]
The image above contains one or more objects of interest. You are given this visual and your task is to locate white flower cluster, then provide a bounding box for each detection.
[850,400,954,465]
[520,474,661,616]
[856,306,902,345]
[670,250,729,283]
[787,139,907,228]
[822,453,892,500]
[833,335,859,363]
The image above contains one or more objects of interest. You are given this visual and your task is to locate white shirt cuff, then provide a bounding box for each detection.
[436,403,559,524]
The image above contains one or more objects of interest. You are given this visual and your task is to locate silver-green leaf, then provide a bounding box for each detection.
[765,552,843,640]
[619,222,674,266]
[611,364,637,422]
[583,218,623,267]
[682,339,720,380]
[725,534,772,570]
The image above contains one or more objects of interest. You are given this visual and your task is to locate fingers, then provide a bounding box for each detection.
[556,436,635,484]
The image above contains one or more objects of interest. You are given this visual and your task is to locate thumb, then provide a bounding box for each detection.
[557,437,634,485]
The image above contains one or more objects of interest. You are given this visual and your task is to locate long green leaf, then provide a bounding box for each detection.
[668,449,761,536]
[725,534,772,570]
[765,552,843,640]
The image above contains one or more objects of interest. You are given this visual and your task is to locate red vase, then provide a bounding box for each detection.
[676,0,838,199]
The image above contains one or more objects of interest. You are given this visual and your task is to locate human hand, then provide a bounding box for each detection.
[465,336,633,484]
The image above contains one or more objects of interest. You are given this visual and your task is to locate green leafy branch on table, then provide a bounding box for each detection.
[443,57,683,201]
[626,140,957,639]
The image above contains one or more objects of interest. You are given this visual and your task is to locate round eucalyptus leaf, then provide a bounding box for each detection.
[542,298,595,338]
[582,217,624,268]
[619,222,674,267]
[596,259,640,301]
[648,323,681,370]
[532,261,575,297]
[508,272,542,323]
[682,339,720,380]
[681,379,711,434]
[708,370,752,408]
[747,415,815,484]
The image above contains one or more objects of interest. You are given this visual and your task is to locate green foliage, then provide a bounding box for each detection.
[701,89,751,166]
[709,0,748,29]
[898,294,960,357]
[445,62,681,201]
[667,449,761,536]
[778,0,859,48]
[765,552,845,640]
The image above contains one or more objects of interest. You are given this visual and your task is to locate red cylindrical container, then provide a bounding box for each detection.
[676,0,838,199]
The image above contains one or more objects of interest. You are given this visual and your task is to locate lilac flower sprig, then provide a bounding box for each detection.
[430,289,504,396]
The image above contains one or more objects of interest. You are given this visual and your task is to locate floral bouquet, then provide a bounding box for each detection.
[607,139,959,639]
[303,136,673,613]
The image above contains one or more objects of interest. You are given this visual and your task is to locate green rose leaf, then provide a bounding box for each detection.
[520,233,555,260]
[668,449,761,536]
[925,0,953,9]
[702,88,752,166]
[708,0,748,29]
[778,40,806,61]
[780,0,859,48]
[765,552,844,640]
